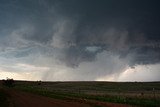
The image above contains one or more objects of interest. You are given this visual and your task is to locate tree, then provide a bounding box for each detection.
[2,78,15,87]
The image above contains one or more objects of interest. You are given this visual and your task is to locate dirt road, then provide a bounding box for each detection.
[5,89,136,107]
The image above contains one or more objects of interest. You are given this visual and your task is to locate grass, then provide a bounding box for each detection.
[13,81,160,107]
[0,89,9,107]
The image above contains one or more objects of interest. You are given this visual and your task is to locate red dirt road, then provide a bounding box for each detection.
[5,89,136,107]
[6,89,91,107]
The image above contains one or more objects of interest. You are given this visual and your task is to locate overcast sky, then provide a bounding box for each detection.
[0,0,160,81]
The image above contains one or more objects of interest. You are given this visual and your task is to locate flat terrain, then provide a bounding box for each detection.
[1,88,136,107]
[4,88,92,107]
[1,81,160,107]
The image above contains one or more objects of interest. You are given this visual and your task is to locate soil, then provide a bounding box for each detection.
[4,89,136,107]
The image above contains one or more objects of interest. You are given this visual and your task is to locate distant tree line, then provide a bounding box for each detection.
[2,78,15,87]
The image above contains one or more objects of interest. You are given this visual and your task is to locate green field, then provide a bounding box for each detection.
[10,81,160,107]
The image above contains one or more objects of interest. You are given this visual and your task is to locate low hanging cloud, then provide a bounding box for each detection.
[41,51,128,81]
[0,0,160,81]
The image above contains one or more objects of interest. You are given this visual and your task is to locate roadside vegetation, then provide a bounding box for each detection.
[0,80,10,107]
[13,81,160,107]
[0,89,9,107]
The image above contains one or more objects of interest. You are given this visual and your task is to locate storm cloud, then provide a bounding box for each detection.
[0,0,160,81]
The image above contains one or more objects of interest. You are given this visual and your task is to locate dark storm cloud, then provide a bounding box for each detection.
[0,0,160,68]
[59,46,103,67]
[0,0,56,43]
[61,0,160,67]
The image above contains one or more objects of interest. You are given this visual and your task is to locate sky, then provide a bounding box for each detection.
[0,0,160,81]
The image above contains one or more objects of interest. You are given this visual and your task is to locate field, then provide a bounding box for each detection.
[0,80,160,107]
